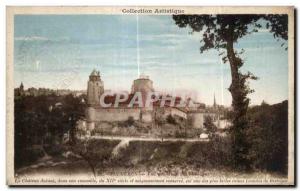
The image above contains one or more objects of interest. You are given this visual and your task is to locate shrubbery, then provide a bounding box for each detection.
[166,114,177,125]
[246,100,288,174]
[108,137,232,170]
[125,116,135,127]
[203,115,217,138]
[175,130,186,138]
[14,94,85,169]
[117,116,135,127]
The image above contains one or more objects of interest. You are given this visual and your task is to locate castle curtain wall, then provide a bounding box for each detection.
[85,70,217,130]
[89,107,141,122]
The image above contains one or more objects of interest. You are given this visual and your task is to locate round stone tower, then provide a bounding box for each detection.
[131,74,154,108]
[131,74,154,94]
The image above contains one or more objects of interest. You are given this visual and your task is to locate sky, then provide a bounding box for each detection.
[14,15,288,106]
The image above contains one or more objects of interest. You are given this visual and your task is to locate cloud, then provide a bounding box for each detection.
[14,36,49,41]
[236,46,285,53]
[14,36,74,44]
[140,33,200,46]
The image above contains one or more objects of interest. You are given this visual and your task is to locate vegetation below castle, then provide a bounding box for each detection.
[14,94,288,175]
[79,116,204,139]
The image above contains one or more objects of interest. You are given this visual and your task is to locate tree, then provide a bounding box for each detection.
[14,94,86,170]
[154,110,166,141]
[63,94,86,144]
[203,115,217,137]
[173,14,288,170]
[166,114,177,125]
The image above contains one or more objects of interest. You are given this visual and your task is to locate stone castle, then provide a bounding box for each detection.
[85,69,222,130]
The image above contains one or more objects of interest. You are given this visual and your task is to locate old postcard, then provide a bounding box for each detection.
[6,6,295,186]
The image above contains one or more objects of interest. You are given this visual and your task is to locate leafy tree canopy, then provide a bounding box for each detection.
[173,14,288,55]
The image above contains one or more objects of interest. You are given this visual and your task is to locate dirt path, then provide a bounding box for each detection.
[88,135,209,142]
[111,139,130,158]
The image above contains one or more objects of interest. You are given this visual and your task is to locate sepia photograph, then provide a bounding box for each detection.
[6,6,295,185]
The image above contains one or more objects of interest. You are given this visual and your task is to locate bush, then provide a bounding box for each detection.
[110,138,232,170]
[118,116,135,127]
[246,100,288,174]
[126,116,135,126]
[72,139,120,175]
[186,136,232,168]
[175,130,186,138]
[166,114,177,125]
[203,115,217,135]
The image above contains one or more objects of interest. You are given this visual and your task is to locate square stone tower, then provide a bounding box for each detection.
[87,69,104,106]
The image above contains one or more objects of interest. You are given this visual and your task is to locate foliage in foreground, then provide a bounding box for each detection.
[14,94,85,169]
[246,100,288,174]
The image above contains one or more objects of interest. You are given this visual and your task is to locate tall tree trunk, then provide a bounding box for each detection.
[226,40,251,170]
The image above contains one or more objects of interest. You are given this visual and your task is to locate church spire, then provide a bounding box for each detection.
[213,93,217,108]
[20,82,24,90]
